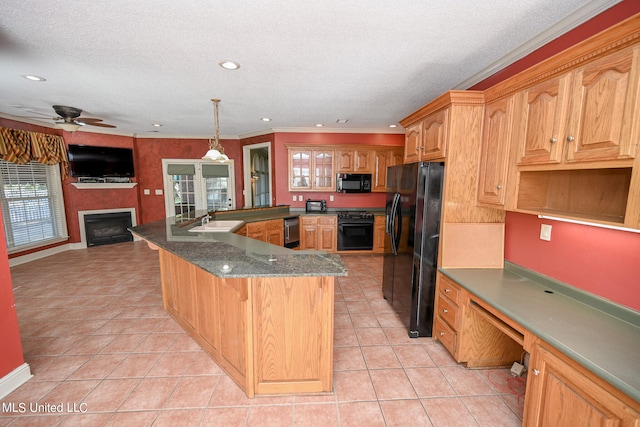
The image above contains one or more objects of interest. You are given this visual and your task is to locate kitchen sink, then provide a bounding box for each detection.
[188,220,244,233]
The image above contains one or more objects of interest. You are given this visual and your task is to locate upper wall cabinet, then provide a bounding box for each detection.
[336,149,374,173]
[515,46,640,166]
[287,145,404,192]
[477,96,516,208]
[403,108,448,163]
[566,46,639,163]
[288,148,335,191]
[516,74,572,165]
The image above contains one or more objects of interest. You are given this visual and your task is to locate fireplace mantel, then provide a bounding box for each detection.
[71,183,138,189]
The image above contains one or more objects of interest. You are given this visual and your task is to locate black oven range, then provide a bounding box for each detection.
[337,211,374,251]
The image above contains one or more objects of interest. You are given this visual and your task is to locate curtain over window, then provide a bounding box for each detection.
[0,127,69,178]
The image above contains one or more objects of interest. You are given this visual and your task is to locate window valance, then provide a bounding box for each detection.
[0,127,69,179]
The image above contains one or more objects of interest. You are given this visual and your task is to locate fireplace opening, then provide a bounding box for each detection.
[84,212,133,247]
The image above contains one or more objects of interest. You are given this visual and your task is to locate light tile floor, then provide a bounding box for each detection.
[1,241,526,426]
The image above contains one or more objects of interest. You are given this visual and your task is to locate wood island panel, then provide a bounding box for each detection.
[157,248,334,398]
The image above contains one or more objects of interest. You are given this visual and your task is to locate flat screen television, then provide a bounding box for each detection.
[67,144,135,178]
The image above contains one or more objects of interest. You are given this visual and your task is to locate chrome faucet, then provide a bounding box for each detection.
[201,215,210,226]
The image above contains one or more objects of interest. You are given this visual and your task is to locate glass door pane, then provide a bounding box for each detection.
[172,174,196,218]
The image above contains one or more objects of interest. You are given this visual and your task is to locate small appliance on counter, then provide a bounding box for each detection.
[336,173,371,193]
[305,199,327,213]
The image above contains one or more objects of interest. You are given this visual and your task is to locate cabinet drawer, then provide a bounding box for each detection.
[265,219,282,230]
[246,222,265,233]
[434,315,456,355]
[318,216,336,225]
[439,275,461,305]
[301,216,318,226]
[437,294,458,329]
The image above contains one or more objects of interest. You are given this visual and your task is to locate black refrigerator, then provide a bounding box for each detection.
[382,162,444,338]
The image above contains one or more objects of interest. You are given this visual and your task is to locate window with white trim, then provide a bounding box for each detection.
[0,160,68,252]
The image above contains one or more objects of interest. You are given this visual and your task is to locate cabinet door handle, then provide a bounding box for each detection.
[439,331,445,336]
[532,369,540,376]
[566,135,575,142]
[444,288,451,293]
[496,185,502,190]
[442,309,448,313]
[549,137,557,143]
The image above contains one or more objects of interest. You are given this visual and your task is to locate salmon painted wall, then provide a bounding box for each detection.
[133,137,240,224]
[504,212,640,311]
[273,132,404,209]
[473,1,640,312]
[0,204,25,378]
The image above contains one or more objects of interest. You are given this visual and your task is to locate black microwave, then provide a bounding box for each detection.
[336,173,372,193]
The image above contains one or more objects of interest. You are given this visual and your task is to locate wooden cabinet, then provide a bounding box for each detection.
[337,149,374,173]
[515,46,640,166]
[372,215,386,253]
[433,274,462,357]
[566,46,639,163]
[157,248,335,398]
[300,215,337,252]
[265,219,284,246]
[515,74,572,166]
[287,144,404,193]
[288,148,335,191]
[244,219,284,246]
[524,337,640,427]
[373,147,403,192]
[434,273,524,368]
[403,108,448,163]
[477,96,516,208]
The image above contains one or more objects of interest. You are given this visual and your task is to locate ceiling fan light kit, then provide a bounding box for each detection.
[202,98,230,163]
[57,122,81,132]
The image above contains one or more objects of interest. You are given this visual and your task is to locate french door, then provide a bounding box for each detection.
[162,159,235,218]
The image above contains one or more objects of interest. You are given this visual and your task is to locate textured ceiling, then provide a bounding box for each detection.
[0,0,620,138]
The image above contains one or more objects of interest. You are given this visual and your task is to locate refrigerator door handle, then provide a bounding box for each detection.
[390,192,401,255]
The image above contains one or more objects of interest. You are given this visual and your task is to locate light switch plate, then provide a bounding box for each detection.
[143,189,150,195]
[155,189,163,195]
[540,224,552,241]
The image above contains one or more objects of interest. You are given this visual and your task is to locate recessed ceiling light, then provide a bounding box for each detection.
[260,117,271,122]
[22,75,46,81]
[315,123,324,127]
[336,119,348,124]
[389,124,398,128]
[152,123,162,127]
[219,60,240,70]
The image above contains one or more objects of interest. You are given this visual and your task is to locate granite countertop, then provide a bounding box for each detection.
[440,263,640,403]
[129,216,347,279]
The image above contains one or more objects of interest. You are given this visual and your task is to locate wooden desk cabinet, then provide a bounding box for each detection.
[434,272,640,426]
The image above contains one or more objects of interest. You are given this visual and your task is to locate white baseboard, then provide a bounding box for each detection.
[0,363,33,400]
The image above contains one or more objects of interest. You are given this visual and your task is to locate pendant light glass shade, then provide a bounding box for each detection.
[202,98,230,163]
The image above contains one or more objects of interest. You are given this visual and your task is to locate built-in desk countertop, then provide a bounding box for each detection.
[440,263,640,403]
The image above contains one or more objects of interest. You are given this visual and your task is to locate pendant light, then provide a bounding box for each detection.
[202,98,230,163]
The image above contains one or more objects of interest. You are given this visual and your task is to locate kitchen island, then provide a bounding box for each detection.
[129,216,347,398]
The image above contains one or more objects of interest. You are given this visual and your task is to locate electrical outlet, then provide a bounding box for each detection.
[143,189,150,195]
[155,189,163,196]
[510,362,525,377]
[540,224,552,241]
[330,195,334,202]
[292,195,297,202]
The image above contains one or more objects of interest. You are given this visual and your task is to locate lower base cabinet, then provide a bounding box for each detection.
[434,273,640,426]
[158,248,334,397]
[524,337,640,427]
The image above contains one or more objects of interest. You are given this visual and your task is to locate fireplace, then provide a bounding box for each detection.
[83,211,134,247]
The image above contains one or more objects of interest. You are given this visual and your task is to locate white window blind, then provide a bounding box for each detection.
[0,160,68,252]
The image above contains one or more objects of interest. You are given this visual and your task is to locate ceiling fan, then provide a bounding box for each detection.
[52,105,116,132]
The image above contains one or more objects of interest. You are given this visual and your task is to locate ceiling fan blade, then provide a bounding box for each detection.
[83,122,116,128]
[76,117,104,123]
